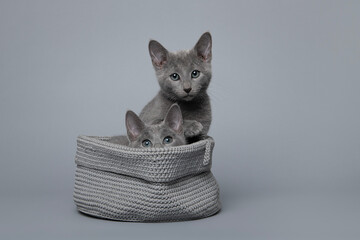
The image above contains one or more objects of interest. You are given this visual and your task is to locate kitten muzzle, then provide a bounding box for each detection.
[184,87,192,93]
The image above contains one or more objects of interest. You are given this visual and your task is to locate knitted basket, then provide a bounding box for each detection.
[73,135,221,222]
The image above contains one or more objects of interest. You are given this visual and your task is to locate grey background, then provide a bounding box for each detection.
[1,0,359,239]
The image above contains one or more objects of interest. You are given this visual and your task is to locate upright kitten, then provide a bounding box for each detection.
[126,104,186,148]
[140,32,212,142]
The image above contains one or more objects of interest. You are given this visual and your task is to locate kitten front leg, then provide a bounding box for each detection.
[183,120,203,138]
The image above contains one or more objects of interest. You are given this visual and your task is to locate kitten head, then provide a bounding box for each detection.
[148,32,212,102]
[126,104,186,148]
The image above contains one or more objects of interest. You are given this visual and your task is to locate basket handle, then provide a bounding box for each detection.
[203,140,212,166]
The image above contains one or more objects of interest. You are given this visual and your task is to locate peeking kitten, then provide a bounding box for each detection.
[140,32,213,142]
[126,104,186,148]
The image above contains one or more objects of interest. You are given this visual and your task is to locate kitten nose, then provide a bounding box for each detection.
[184,87,192,93]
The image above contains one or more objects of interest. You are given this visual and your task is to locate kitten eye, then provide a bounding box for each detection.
[163,136,173,144]
[191,70,200,79]
[170,73,180,81]
[142,139,152,147]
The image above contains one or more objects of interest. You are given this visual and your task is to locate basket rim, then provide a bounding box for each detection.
[75,135,215,183]
[77,135,215,155]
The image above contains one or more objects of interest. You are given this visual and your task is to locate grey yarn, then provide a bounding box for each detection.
[73,135,221,222]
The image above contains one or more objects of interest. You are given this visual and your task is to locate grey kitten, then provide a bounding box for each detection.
[126,104,186,148]
[140,32,212,142]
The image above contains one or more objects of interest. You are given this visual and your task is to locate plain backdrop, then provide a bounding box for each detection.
[1,0,359,239]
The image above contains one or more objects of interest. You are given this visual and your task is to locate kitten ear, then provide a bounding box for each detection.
[194,32,212,62]
[125,111,145,141]
[149,40,168,68]
[164,104,183,134]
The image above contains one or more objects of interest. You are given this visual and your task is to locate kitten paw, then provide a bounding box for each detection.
[184,120,203,138]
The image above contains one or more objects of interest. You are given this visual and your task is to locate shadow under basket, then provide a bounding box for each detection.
[73,135,221,222]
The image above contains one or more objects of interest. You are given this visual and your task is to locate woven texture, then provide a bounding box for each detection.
[73,135,221,222]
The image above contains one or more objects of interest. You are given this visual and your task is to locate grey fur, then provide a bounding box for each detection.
[140,32,213,141]
[126,104,186,148]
